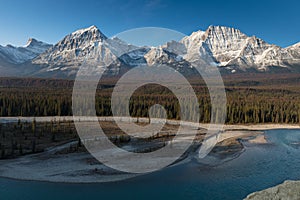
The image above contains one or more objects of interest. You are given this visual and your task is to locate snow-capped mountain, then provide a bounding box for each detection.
[138,25,300,74]
[24,38,52,55]
[32,25,140,76]
[33,26,107,67]
[0,38,52,64]
[285,42,300,59]
[1,25,300,78]
[181,26,300,72]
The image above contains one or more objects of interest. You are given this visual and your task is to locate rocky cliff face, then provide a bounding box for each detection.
[244,180,300,200]
[32,26,141,77]
[181,26,300,72]
[33,26,108,66]
[2,25,300,78]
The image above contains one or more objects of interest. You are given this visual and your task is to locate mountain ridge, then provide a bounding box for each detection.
[1,25,300,78]
[0,38,52,64]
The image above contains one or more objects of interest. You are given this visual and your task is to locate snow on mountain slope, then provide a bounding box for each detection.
[0,39,52,64]
[144,47,181,66]
[289,42,300,49]
[285,42,300,60]
[24,38,52,55]
[33,26,108,66]
[24,25,300,77]
[32,25,142,76]
[181,26,300,72]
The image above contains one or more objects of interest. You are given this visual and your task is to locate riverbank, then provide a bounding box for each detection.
[1,116,300,130]
[0,116,299,183]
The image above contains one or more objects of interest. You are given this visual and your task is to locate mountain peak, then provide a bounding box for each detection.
[24,38,52,53]
[68,25,107,43]
[28,25,300,77]
[71,25,103,35]
[0,38,52,64]
[207,25,244,35]
[25,38,40,47]
[32,25,110,68]
[189,30,206,39]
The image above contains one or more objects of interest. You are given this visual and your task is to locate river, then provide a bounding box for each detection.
[1,129,300,200]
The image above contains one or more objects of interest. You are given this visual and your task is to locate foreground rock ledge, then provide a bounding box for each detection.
[244,180,300,200]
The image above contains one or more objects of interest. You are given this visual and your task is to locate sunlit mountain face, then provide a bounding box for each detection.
[0,25,299,78]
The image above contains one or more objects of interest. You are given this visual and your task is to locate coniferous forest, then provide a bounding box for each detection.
[0,73,300,124]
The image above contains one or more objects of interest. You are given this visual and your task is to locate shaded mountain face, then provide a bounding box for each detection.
[0,38,52,77]
[31,25,140,77]
[33,26,108,67]
[181,26,300,73]
[0,38,52,64]
[1,25,300,78]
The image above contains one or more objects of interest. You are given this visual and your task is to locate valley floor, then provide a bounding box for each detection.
[0,116,295,183]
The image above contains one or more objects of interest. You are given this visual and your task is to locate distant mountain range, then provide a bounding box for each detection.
[1,25,299,78]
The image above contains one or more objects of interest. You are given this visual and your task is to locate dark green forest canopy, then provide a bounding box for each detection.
[0,73,300,124]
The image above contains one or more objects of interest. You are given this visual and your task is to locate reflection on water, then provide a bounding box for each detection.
[1,129,300,200]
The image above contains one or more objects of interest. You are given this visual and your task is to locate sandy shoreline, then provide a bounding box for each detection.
[0,133,265,183]
[0,116,298,183]
[1,116,300,130]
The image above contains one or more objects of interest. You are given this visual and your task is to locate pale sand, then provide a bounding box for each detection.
[248,135,268,144]
[1,116,300,130]
[217,130,263,142]
[222,124,300,130]
[0,130,265,183]
[0,116,297,183]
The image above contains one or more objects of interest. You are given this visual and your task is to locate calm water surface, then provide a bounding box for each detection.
[1,129,300,200]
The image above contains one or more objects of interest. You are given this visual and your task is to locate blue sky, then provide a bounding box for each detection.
[0,0,299,47]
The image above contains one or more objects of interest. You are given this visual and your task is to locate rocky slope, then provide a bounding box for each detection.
[32,25,140,77]
[0,38,52,64]
[1,25,300,78]
[244,180,300,200]
[181,26,300,73]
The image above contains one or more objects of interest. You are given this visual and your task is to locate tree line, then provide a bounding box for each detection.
[1,84,300,124]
